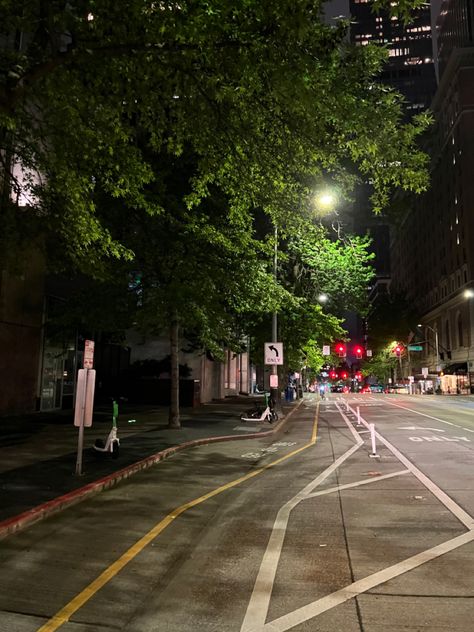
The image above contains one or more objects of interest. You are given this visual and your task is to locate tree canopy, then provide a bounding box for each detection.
[0,0,433,420]
[1,0,431,270]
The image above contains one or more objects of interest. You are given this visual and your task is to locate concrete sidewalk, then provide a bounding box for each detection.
[0,396,301,540]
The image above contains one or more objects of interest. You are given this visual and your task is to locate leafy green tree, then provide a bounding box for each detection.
[362,343,398,384]
[1,0,430,271]
[1,0,432,421]
[247,219,374,380]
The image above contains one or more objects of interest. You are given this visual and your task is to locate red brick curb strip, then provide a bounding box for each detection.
[0,399,304,541]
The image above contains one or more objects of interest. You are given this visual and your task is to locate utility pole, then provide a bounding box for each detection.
[270,225,279,407]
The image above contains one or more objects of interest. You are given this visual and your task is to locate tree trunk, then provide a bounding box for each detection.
[168,315,180,428]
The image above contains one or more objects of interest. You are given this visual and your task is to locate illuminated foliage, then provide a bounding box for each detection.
[1,0,430,267]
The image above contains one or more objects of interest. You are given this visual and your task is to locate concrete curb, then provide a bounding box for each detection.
[0,399,304,541]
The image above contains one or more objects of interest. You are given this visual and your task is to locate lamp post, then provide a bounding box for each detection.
[464,289,474,393]
[270,225,279,406]
[419,323,440,386]
[270,190,337,405]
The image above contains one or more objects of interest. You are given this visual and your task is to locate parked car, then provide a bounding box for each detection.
[369,384,384,393]
[386,384,408,394]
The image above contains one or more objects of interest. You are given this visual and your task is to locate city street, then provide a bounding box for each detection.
[0,394,473,631]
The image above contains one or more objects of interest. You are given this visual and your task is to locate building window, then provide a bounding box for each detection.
[445,320,451,351]
[457,314,463,348]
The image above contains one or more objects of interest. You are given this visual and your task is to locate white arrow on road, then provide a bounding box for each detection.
[398,426,445,432]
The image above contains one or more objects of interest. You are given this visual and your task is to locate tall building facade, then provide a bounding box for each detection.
[349,0,437,115]
[390,3,474,391]
[348,2,437,362]
[437,0,474,77]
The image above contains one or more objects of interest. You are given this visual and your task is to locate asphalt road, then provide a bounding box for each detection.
[0,394,473,632]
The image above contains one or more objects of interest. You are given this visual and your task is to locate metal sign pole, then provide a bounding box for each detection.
[74,367,96,476]
[75,368,88,476]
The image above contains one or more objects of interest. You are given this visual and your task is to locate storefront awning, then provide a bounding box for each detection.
[443,362,468,375]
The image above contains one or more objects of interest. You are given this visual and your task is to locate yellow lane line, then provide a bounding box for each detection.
[37,402,320,632]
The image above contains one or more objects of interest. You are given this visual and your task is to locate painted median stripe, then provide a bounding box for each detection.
[36,402,319,632]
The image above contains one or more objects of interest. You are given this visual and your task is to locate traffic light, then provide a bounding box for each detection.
[335,343,346,358]
[392,343,404,357]
[354,346,364,359]
[341,371,348,380]
[355,372,362,381]
[329,370,337,379]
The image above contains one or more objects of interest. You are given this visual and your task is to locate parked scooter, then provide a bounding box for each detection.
[93,399,120,459]
[240,394,278,423]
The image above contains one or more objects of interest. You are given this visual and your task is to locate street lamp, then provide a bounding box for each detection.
[317,192,336,208]
[271,194,336,405]
[418,323,440,374]
[313,190,338,217]
[463,289,474,393]
[270,225,279,407]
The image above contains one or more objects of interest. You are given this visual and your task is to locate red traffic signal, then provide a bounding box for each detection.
[354,346,364,359]
[335,343,346,357]
[341,371,348,380]
[392,343,404,357]
[355,372,362,381]
[329,370,337,379]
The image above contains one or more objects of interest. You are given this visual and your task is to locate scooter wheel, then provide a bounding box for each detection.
[94,438,105,449]
[111,441,120,459]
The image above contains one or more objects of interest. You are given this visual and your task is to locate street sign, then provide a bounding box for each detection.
[74,369,96,428]
[366,349,372,357]
[421,367,429,378]
[408,345,423,351]
[83,339,95,369]
[74,368,96,476]
[322,345,330,356]
[264,342,284,365]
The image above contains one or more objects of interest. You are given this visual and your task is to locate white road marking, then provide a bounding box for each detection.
[240,441,362,632]
[242,402,474,632]
[372,429,474,530]
[261,531,474,632]
[398,426,445,432]
[305,469,409,499]
[409,436,470,443]
[386,401,474,432]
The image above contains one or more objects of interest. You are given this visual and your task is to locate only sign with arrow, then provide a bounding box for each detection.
[265,342,284,365]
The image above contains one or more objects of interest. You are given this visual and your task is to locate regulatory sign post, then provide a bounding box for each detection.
[75,339,97,476]
[83,339,95,369]
[74,368,96,476]
[264,342,284,365]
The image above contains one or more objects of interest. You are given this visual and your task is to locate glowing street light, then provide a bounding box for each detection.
[314,190,337,213]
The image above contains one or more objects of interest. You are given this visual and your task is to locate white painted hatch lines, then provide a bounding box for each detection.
[241,402,474,632]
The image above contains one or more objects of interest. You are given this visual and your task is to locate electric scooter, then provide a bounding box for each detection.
[240,395,278,423]
[93,399,120,459]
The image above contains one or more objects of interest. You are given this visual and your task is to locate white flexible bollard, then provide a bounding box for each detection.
[369,423,379,458]
[357,406,361,426]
